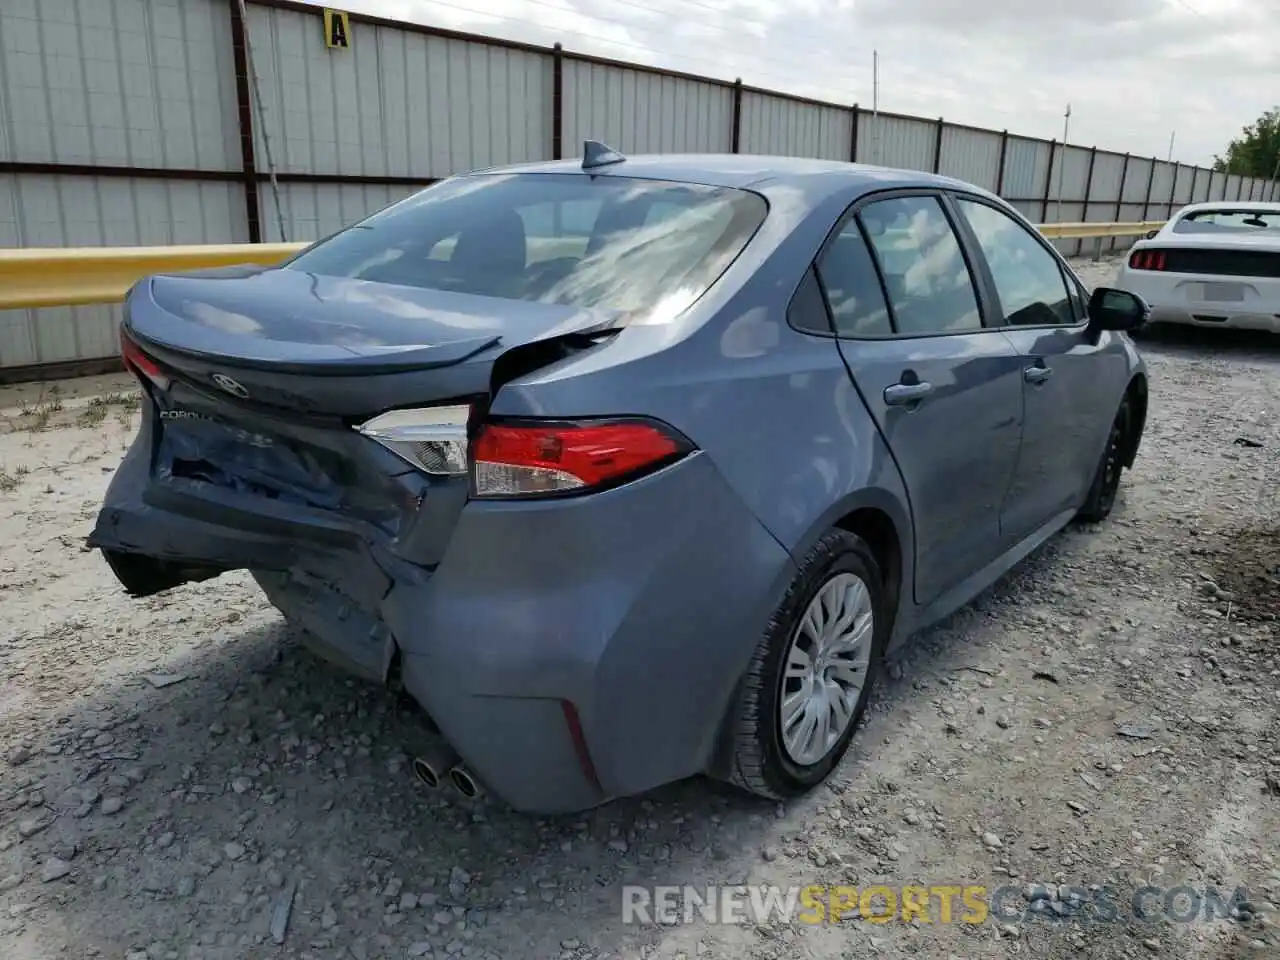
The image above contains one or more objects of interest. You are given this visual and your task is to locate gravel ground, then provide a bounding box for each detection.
[0,255,1278,960]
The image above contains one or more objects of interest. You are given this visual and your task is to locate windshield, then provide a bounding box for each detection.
[1173,208,1280,233]
[285,173,768,323]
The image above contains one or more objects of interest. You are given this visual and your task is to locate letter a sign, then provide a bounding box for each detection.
[323,8,350,49]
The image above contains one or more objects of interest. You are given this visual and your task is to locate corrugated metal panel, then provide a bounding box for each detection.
[1117,203,1145,223]
[0,0,240,170]
[1121,158,1153,203]
[1052,146,1092,203]
[936,126,1000,191]
[1171,165,1194,206]
[257,180,418,243]
[1001,137,1049,200]
[1088,152,1125,207]
[0,172,245,368]
[1149,162,1174,207]
[1005,199,1039,224]
[1225,174,1244,200]
[857,114,936,172]
[245,4,552,178]
[562,60,732,154]
[1189,172,1204,203]
[737,92,849,160]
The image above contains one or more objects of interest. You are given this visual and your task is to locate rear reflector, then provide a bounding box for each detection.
[120,328,170,390]
[357,404,472,476]
[1129,249,1167,271]
[471,418,692,499]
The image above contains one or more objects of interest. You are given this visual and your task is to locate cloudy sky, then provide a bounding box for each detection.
[303,0,1274,167]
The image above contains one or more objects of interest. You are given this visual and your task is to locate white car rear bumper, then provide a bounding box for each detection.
[1114,267,1280,332]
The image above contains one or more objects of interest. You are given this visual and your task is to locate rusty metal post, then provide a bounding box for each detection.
[551,43,563,160]
[228,0,262,244]
[730,79,743,154]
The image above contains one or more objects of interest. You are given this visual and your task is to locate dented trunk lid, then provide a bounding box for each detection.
[125,265,619,417]
[92,266,617,606]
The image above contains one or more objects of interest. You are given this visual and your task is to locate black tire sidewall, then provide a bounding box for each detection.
[757,532,888,789]
[1086,399,1131,518]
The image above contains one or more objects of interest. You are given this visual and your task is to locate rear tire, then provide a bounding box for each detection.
[1077,398,1132,523]
[726,529,887,801]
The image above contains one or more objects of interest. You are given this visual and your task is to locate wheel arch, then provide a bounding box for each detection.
[705,487,913,781]
[1122,372,1148,468]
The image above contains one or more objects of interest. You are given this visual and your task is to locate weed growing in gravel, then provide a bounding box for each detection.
[77,405,109,428]
[0,463,29,491]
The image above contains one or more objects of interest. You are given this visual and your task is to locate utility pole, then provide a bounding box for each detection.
[1167,130,1176,162]
[1055,103,1070,223]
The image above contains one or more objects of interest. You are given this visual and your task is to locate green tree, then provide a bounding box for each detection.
[1213,107,1280,178]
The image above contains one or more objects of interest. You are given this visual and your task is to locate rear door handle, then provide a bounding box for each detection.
[884,381,933,405]
[1024,364,1053,384]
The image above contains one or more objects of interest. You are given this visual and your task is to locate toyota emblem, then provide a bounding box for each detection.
[211,373,250,399]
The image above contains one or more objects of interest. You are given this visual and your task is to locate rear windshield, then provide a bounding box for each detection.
[285,173,767,322]
[1173,208,1280,233]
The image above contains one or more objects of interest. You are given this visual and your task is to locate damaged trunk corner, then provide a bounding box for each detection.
[91,268,621,678]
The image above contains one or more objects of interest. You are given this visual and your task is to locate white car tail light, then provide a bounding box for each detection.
[357,404,472,476]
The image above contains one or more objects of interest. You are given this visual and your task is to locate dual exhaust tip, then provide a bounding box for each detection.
[412,744,483,800]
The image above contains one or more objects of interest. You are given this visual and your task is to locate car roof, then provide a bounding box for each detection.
[461,152,985,199]
[1175,200,1280,215]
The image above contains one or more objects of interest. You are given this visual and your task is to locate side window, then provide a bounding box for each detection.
[956,198,1076,327]
[788,267,833,335]
[814,221,893,337]
[859,195,983,335]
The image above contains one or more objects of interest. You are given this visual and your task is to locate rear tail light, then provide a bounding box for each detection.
[471,417,693,499]
[1129,249,1167,271]
[356,408,694,497]
[357,404,472,476]
[120,327,170,390]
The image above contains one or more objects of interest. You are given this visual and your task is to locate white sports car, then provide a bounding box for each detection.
[1113,201,1280,332]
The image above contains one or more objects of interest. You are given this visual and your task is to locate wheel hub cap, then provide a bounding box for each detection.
[778,572,875,766]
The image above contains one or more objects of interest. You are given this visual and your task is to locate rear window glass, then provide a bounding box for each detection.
[285,173,767,323]
[1173,208,1280,233]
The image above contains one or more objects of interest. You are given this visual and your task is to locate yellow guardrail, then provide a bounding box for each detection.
[0,242,307,310]
[0,222,1163,312]
[1037,220,1164,240]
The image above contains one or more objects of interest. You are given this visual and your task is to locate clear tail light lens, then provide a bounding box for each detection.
[357,404,472,476]
[471,418,692,499]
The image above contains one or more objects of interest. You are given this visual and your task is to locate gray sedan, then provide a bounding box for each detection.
[89,144,1150,813]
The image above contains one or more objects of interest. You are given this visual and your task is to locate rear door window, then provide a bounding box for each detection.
[857,196,984,335]
[286,174,767,324]
[814,221,893,337]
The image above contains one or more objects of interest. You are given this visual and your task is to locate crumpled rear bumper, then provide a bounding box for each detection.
[93,417,795,814]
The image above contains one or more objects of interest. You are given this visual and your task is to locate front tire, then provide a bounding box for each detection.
[1077,398,1132,523]
[726,529,888,801]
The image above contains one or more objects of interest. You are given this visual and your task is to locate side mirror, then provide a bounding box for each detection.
[1088,287,1149,332]
[1144,230,1158,240]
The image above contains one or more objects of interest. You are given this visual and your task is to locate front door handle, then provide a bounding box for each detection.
[1024,364,1053,384]
[884,381,933,406]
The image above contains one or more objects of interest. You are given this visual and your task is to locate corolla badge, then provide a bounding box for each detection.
[210,373,250,399]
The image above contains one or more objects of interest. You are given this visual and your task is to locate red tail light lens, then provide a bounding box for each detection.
[1129,249,1167,271]
[471,418,693,499]
[120,328,170,389]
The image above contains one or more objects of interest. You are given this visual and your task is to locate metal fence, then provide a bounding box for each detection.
[1,0,1276,374]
